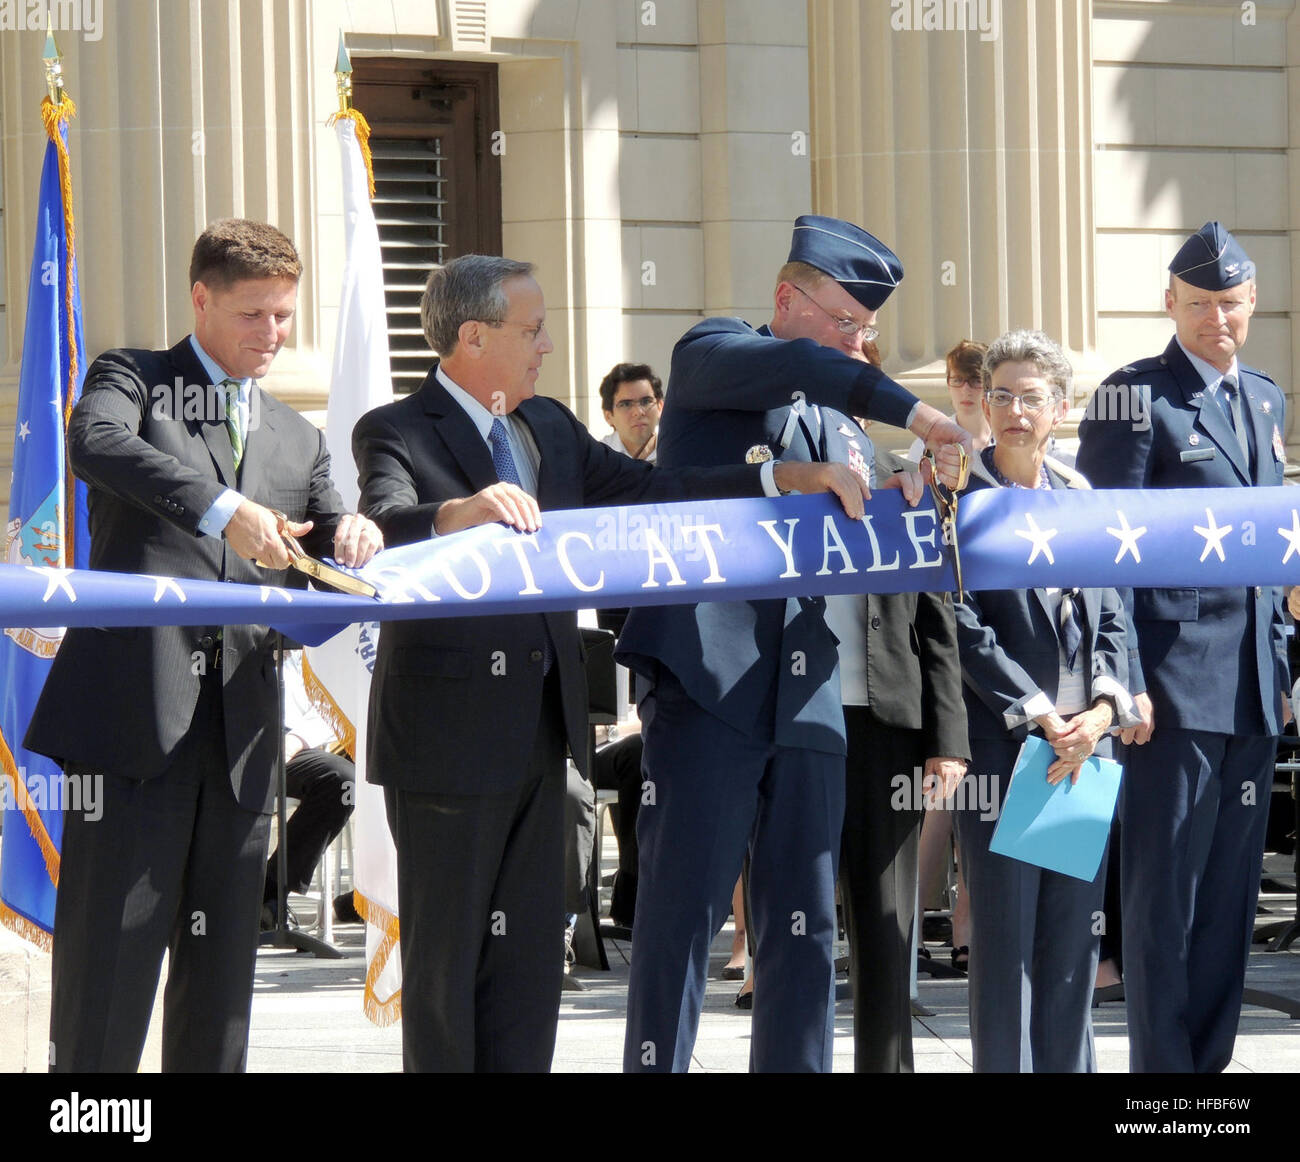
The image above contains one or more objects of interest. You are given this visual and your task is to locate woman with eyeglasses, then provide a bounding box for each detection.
[952,329,1142,1072]
[907,340,991,465]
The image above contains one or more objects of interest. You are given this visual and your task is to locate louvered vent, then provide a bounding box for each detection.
[370,136,448,394]
[450,0,489,49]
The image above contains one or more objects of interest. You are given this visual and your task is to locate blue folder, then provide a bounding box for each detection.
[988,734,1122,882]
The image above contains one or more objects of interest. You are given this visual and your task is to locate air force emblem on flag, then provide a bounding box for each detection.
[4,485,66,658]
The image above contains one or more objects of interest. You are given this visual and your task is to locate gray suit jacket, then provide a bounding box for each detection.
[25,337,347,811]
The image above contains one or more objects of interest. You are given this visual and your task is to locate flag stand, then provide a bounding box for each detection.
[259,631,343,959]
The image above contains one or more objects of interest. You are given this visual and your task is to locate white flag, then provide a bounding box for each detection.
[307,112,401,1024]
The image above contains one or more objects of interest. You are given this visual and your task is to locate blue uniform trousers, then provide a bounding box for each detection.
[956,736,1108,1073]
[622,669,844,1072]
[1120,727,1274,1073]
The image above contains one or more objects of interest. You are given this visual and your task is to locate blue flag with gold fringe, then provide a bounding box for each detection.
[0,95,88,947]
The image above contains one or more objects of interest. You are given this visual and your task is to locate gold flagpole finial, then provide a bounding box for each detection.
[335,31,352,114]
[43,14,65,105]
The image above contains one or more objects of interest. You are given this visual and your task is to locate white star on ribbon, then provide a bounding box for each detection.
[1106,510,1147,564]
[1278,510,1300,565]
[1014,513,1058,565]
[259,586,294,603]
[148,576,188,603]
[17,422,31,442]
[1194,508,1233,563]
[26,566,76,602]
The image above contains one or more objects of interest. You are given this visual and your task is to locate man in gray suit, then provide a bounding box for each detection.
[26,219,382,1072]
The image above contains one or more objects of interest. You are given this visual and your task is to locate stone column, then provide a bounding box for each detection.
[698,0,813,322]
[808,0,1100,423]
[0,0,325,421]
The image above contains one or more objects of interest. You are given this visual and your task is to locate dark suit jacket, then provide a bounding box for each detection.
[616,319,922,756]
[352,364,763,796]
[25,338,346,811]
[954,459,1139,743]
[837,441,969,760]
[1075,336,1288,736]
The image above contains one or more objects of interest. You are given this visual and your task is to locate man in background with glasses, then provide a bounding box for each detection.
[618,214,972,1072]
[599,362,663,462]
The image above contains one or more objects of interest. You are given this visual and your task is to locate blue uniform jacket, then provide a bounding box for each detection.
[1075,337,1288,737]
[616,317,918,756]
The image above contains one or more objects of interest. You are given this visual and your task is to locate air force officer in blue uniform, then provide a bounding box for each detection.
[1076,222,1289,1072]
[617,216,972,1072]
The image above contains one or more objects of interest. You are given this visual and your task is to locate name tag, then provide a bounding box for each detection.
[1180,448,1216,464]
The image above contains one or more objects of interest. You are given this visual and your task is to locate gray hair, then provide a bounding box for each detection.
[982,329,1072,397]
[421,255,535,355]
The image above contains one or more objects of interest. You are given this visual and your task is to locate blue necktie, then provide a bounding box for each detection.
[490,418,551,671]
[1220,375,1251,465]
[489,418,521,486]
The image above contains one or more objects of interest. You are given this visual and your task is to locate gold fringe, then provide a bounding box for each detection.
[0,727,60,886]
[327,107,375,199]
[300,655,356,760]
[40,93,80,568]
[0,899,52,951]
[353,888,402,1025]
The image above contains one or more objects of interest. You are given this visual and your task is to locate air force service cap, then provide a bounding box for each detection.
[1168,221,1255,290]
[787,214,903,310]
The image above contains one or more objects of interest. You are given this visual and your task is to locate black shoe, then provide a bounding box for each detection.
[333,891,362,924]
[734,987,753,1011]
[721,964,745,981]
[260,902,299,932]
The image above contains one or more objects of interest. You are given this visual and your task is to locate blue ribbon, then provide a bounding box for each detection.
[0,486,1296,646]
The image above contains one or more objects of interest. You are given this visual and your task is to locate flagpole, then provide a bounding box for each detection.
[0,22,88,949]
[42,18,64,105]
[308,30,402,1022]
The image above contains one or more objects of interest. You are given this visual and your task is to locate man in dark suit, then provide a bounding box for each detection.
[1076,222,1290,1072]
[352,253,865,1072]
[617,215,973,1072]
[25,219,382,1072]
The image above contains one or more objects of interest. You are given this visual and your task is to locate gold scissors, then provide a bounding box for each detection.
[258,509,378,597]
[924,446,968,602]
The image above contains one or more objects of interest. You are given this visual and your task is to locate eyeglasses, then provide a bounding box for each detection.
[947,377,981,390]
[985,388,1059,414]
[791,284,879,343]
[488,319,548,341]
[613,396,660,412]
